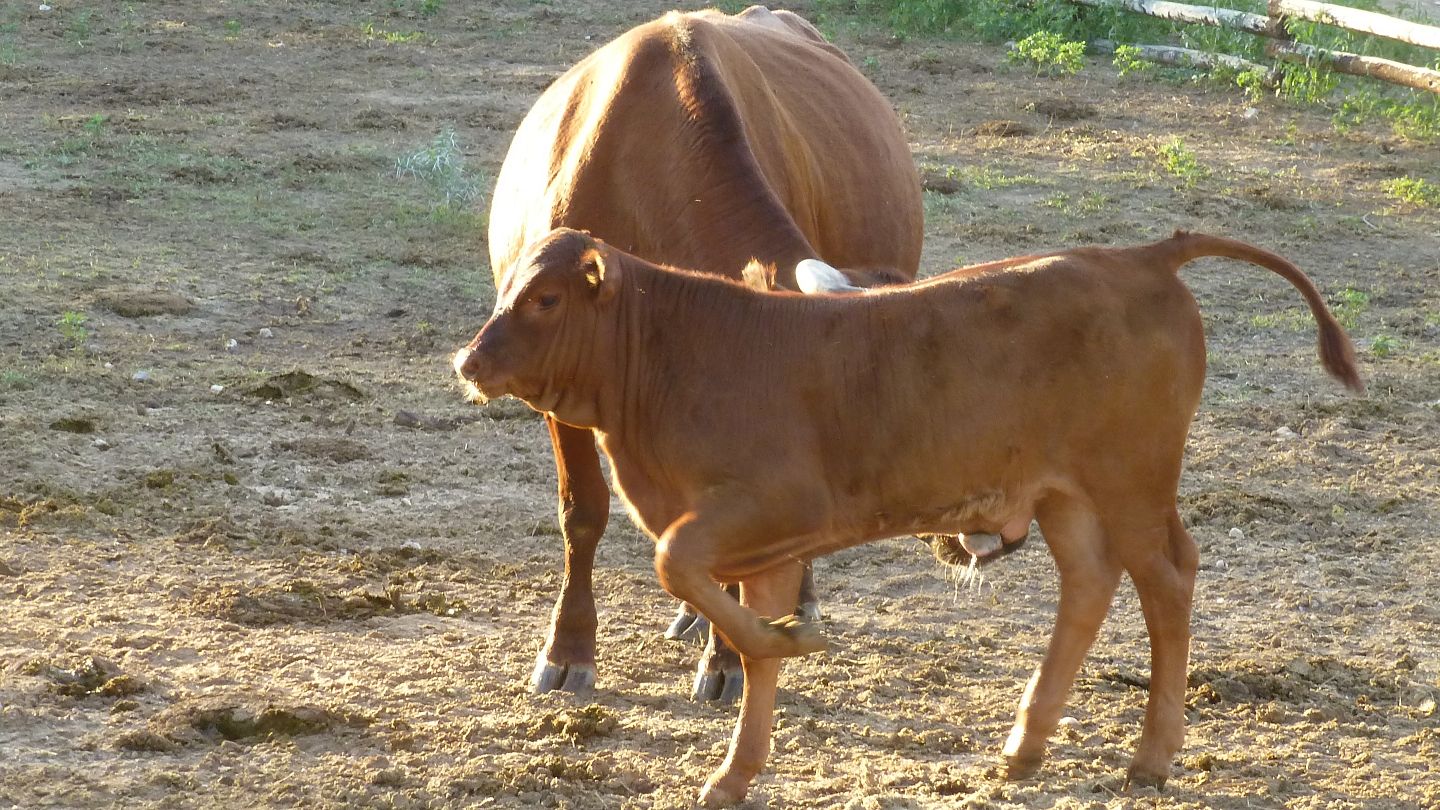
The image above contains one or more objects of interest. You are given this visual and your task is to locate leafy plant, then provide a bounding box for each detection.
[1370,334,1399,358]
[1008,30,1085,76]
[1382,177,1440,208]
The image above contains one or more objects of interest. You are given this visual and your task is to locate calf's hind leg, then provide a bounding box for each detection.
[655,513,826,661]
[530,418,610,693]
[1116,507,1197,789]
[698,561,807,807]
[1004,496,1122,779]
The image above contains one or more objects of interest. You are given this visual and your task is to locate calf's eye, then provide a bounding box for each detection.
[537,294,560,310]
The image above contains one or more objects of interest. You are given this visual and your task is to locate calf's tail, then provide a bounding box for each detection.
[1161,230,1365,393]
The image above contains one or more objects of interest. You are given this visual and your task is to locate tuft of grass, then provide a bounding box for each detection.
[1112,44,1153,78]
[1008,30,1085,76]
[394,127,485,210]
[1381,177,1440,208]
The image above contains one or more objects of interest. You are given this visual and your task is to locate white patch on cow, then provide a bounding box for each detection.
[795,258,862,295]
[960,532,1003,557]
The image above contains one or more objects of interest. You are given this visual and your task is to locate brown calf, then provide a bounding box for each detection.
[454,228,1362,805]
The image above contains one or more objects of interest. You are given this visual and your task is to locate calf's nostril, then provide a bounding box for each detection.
[453,347,477,380]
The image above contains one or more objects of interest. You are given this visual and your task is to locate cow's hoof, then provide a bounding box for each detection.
[795,600,822,623]
[665,605,708,642]
[1003,753,1043,781]
[768,614,828,656]
[1123,765,1169,792]
[692,662,743,704]
[530,658,596,694]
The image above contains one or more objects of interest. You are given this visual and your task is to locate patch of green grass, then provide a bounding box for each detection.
[67,9,94,47]
[1044,190,1109,216]
[0,370,33,391]
[1156,137,1208,187]
[1381,177,1440,208]
[1369,334,1399,358]
[1008,30,1085,76]
[1332,286,1370,331]
[360,21,424,44]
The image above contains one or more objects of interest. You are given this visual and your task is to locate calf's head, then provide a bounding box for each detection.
[453,228,620,421]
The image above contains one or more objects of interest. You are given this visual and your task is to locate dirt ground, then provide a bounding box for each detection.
[2,1,1438,808]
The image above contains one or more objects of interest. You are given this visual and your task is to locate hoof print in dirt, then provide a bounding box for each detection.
[23,654,145,699]
[272,437,371,463]
[97,290,196,318]
[524,705,617,743]
[245,370,366,403]
[115,700,366,751]
[49,416,97,434]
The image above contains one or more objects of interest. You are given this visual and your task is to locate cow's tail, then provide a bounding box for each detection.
[1160,230,1364,393]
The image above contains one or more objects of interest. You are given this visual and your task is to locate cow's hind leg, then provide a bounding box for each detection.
[531,418,610,693]
[1004,495,1121,779]
[699,561,806,807]
[1116,507,1197,789]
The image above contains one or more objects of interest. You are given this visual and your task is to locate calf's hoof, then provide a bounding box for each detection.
[1003,752,1044,782]
[698,774,747,807]
[1123,763,1170,792]
[692,661,743,704]
[530,656,596,694]
[767,614,828,657]
[795,600,822,623]
[665,605,708,642]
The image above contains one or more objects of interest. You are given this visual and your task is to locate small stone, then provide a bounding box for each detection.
[1274,426,1297,439]
[1228,528,1244,541]
[132,370,152,383]
[1057,716,1080,728]
[92,438,111,450]
[400,540,422,551]
[1242,107,1259,119]
[104,362,114,369]
[258,327,274,339]
[1212,558,1228,571]
[226,338,239,351]
[210,384,225,394]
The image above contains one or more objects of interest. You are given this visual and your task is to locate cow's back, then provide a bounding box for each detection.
[487,8,922,287]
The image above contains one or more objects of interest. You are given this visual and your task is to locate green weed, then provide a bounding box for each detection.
[1156,137,1208,187]
[1381,177,1440,208]
[1008,30,1085,76]
[57,311,89,346]
[1112,44,1153,78]
[1370,334,1399,358]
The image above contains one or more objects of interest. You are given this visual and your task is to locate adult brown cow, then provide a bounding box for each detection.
[454,227,1362,805]
[486,6,922,697]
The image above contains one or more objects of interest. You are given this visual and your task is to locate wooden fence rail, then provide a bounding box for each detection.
[1065,0,1440,94]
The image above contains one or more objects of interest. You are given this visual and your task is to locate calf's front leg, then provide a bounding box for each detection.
[698,561,807,807]
[531,418,609,693]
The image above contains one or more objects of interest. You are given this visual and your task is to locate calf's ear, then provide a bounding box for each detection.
[583,248,621,303]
